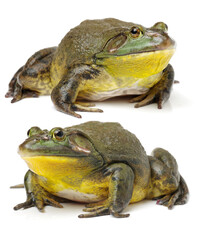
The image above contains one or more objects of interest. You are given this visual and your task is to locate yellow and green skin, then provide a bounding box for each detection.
[6,19,175,118]
[13,122,188,218]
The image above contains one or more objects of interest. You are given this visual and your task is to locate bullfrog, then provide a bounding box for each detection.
[13,121,188,218]
[6,18,175,118]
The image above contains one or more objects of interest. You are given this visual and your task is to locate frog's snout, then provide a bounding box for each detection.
[146,31,176,51]
[18,134,50,157]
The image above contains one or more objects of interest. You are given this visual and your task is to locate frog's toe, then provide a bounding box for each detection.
[75,101,96,107]
[156,176,189,209]
[14,192,63,212]
[52,102,82,118]
[111,211,130,218]
[44,196,64,208]
[82,205,104,212]
[34,195,63,211]
[78,207,109,218]
[129,89,163,109]
[85,199,107,208]
[129,94,146,103]
[5,90,13,98]
[11,91,39,103]
[72,103,103,113]
[156,194,171,206]
[14,199,34,210]
[134,93,157,108]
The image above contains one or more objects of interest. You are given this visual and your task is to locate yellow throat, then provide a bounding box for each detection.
[96,48,175,79]
[22,155,90,179]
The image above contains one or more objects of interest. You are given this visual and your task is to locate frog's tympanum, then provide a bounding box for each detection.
[6,18,176,118]
[13,121,188,218]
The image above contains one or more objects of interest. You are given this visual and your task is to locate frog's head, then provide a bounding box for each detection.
[18,127,104,178]
[96,22,175,78]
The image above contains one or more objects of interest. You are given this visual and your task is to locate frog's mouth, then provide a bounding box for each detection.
[95,48,175,79]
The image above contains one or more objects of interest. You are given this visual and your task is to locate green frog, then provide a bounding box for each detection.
[13,121,188,218]
[6,18,175,118]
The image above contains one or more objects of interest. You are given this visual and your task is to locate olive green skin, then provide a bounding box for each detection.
[6,18,175,118]
[51,19,172,73]
[14,122,188,218]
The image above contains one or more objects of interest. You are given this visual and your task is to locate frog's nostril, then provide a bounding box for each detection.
[41,134,49,140]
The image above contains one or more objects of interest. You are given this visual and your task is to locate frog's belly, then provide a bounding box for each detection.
[56,189,100,203]
[78,71,162,101]
[80,85,148,101]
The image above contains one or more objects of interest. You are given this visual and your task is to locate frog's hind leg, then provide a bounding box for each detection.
[156,176,189,209]
[5,66,24,98]
[5,66,40,103]
[5,47,57,103]
[149,148,189,209]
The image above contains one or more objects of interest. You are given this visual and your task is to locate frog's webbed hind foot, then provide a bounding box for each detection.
[156,175,189,209]
[5,65,41,103]
[5,66,24,98]
[129,64,174,109]
[6,47,56,102]
[5,66,39,102]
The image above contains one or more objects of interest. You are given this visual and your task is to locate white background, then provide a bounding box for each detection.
[0,0,198,239]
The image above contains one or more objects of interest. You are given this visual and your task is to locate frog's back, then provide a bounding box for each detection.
[67,121,150,179]
[52,19,133,69]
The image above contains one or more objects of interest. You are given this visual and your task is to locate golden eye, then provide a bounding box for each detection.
[131,27,141,38]
[53,129,65,141]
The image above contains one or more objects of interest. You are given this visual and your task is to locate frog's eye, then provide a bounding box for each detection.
[52,129,65,141]
[27,127,43,137]
[151,22,168,32]
[131,27,142,38]
[27,129,31,136]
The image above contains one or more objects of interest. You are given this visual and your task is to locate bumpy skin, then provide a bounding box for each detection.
[13,121,188,218]
[6,18,176,118]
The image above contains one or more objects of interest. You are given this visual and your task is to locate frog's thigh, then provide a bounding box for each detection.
[149,148,180,196]
[152,148,178,172]
[18,47,56,94]
[149,149,189,208]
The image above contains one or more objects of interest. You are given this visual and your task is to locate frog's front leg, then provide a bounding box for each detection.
[129,64,174,109]
[14,170,63,211]
[51,65,103,118]
[79,163,134,218]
